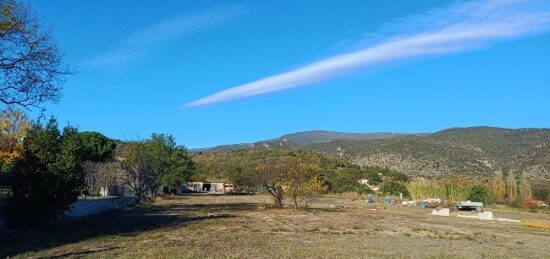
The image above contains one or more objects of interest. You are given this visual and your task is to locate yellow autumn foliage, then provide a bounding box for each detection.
[0,2,14,32]
[0,109,30,166]
[490,171,507,202]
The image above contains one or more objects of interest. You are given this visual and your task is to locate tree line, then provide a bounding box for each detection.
[1,111,195,225]
[193,149,410,208]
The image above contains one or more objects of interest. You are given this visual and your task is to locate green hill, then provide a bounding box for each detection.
[308,127,550,179]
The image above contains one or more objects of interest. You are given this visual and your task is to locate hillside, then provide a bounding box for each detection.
[277,130,407,145]
[193,127,550,181]
[191,148,351,182]
[308,127,550,179]
[193,130,407,152]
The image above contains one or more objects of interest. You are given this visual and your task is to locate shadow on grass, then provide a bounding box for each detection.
[0,199,262,258]
[169,202,266,211]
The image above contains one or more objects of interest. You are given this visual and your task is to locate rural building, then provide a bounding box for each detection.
[187,182,234,193]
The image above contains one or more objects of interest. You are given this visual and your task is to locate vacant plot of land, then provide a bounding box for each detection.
[1,194,549,258]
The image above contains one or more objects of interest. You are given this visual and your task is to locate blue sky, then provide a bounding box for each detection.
[29,0,550,148]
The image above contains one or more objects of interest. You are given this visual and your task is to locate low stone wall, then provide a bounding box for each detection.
[65,197,137,218]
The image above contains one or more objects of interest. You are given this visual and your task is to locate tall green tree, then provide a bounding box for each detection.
[162,147,195,193]
[8,118,85,225]
[78,131,116,162]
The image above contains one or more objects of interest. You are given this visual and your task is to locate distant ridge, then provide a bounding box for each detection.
[309,126,550,178]
[191,126,550,181]
[191,130,411,152]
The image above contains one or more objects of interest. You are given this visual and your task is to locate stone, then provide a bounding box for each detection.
[478,211,493,220]
[432,208,450,216]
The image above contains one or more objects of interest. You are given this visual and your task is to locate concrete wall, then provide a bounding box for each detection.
[0,197,136,231]
[64,197,137,218]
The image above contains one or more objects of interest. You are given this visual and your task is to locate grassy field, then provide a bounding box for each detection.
[1,194,550,258]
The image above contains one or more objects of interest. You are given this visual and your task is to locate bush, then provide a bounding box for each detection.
[363,167,408,184]
[380,180,409,197]
[468,184,495,205]
[532,180,550,203]
[329,169,371,194]
[7,118,85,226]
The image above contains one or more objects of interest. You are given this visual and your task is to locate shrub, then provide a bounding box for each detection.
[363,167,408,184]
[380,180,409,197]
[331,174,370,194]
[328,168,371,195]
[532,180,550,203]
[468,184,495,205]
[7,118,85,226]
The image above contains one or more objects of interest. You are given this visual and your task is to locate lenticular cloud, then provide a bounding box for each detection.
[186,0,550,107]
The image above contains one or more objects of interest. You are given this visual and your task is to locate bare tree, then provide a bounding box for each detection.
[82,160,101,196]
[120,158,158,201]
[256,158,285,208]
[253,156,327,209]
[1,0,71,110]
[119,135,174,201]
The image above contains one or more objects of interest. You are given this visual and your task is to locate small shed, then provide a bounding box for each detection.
[188,182,233,193]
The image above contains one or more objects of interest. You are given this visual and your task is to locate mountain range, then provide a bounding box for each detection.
[192,130,414,152]
[192,127,550,180]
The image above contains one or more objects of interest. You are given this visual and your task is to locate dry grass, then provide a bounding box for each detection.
[2,194,550,258]
[518,220,550,230]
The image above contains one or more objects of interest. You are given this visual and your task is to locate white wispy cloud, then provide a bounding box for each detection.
[187,0,550,107]
[87,6,245,69]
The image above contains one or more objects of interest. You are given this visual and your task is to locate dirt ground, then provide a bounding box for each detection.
[1,194,550,258]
